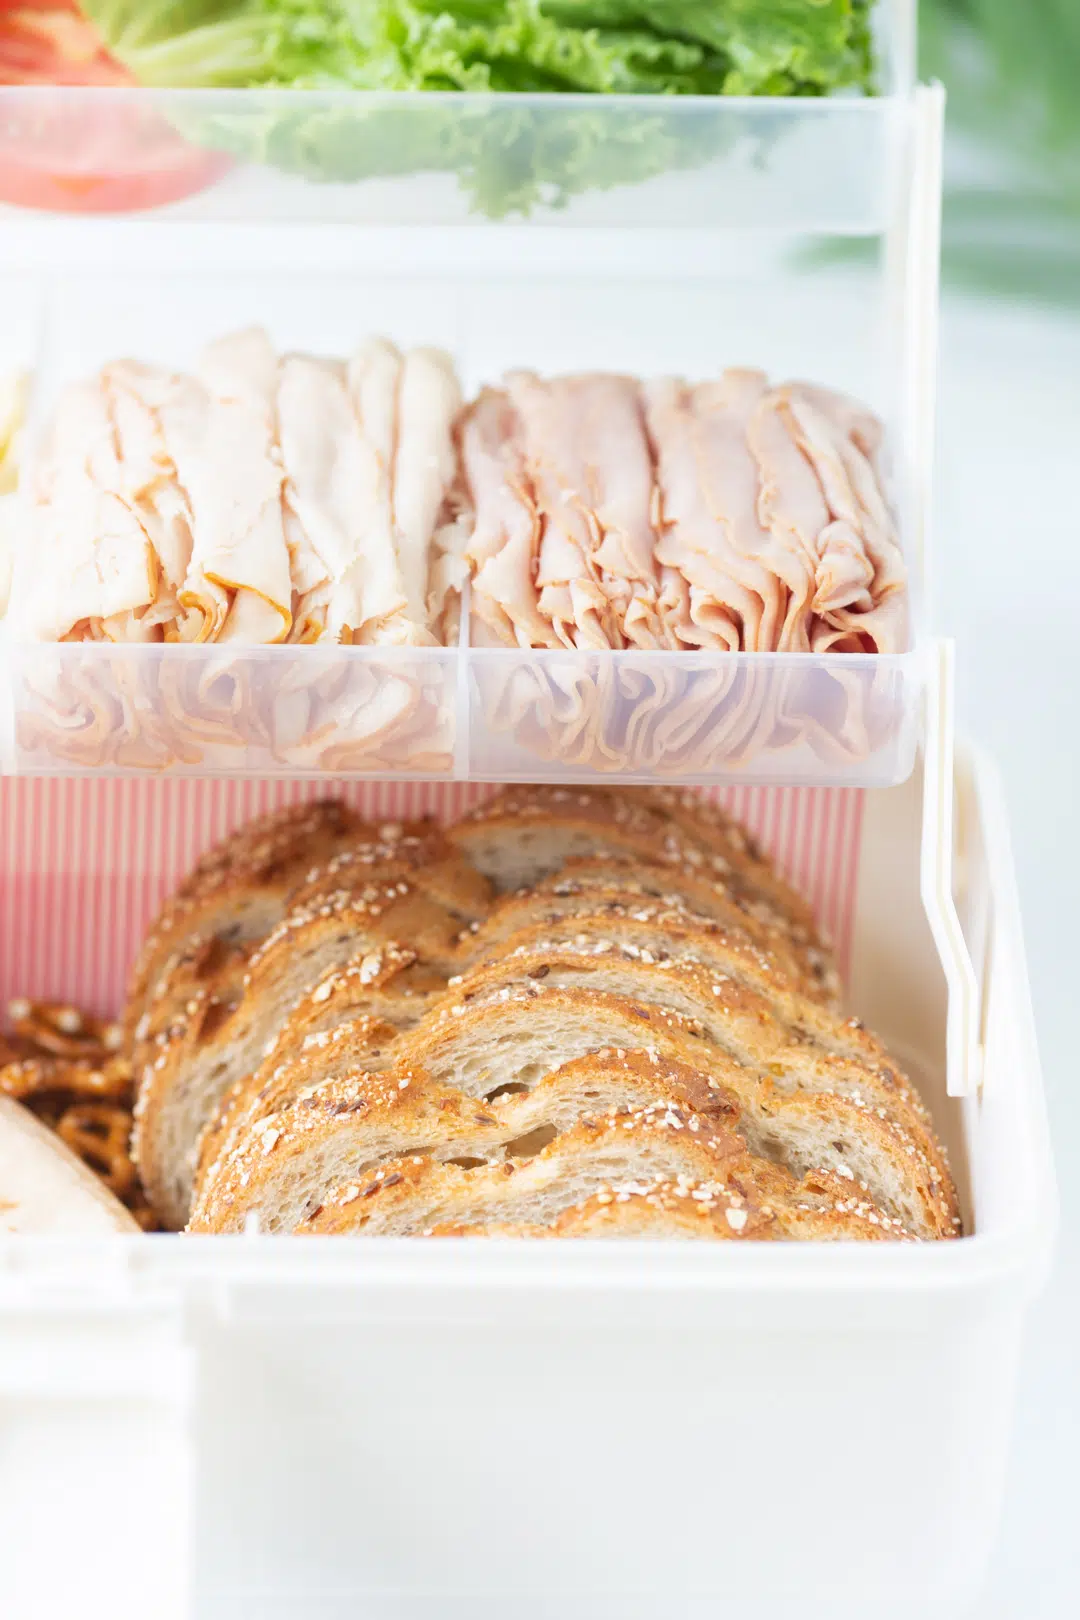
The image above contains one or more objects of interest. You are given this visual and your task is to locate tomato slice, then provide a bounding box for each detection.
[0,2,130,86]
[0,3,231,213]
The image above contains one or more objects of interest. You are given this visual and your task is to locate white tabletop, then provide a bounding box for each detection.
[935,290,1080,1615]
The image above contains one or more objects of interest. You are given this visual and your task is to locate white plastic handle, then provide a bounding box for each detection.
[921,640,981,1097]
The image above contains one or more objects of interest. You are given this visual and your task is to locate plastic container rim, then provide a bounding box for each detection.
[0,85,900,113]
[6,639,928,669]
[0,1223,1054,1298]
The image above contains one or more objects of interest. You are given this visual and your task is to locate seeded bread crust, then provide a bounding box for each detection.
[129,787,958,1246]
[193,983,955,1240]
[189,1049,910,1241]
[297,1119,895,1239]
[460,909,851,1054]
[452,924,931,1126]
[386,986,956,1239]
[461,862,838,1004]
[134,877,465,1229]
[194,945,440,1196]
[288,823,493,926]
[449,785,816,935]
[428,1180,900,1242]
[124,800,364,1046]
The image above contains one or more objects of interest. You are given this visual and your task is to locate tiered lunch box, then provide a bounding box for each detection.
[0,4,1055,1616]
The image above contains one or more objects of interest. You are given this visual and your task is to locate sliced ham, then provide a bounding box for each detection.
[12,343,905,670]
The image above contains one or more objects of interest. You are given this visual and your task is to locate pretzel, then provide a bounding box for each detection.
[3,998,155,1226]
[56,1103,139,1203]
[0,1054,133,1105]
[6,998,123,1061]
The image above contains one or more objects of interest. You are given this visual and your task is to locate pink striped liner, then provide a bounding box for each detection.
[0,778,864,1017]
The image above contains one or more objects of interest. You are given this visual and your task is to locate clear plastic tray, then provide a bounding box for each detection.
[0,3,914,230]
[468,640,921,784]
[5,635,921,786]
[0,59,938,787]
[0,88,907,231]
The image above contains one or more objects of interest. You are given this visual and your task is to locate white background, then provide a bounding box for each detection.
[935,290,1080,1616]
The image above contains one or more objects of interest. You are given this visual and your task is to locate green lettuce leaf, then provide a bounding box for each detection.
[79,0,876,216]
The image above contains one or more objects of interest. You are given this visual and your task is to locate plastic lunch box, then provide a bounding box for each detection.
[0,657,1055,1620]
[0,3,1056,1615]
[0,3,933,788]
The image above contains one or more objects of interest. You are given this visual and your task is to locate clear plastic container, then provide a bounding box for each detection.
[0,719,1054,1620]
[0,0,937,787]
[6,625,919,787]
[0,2,914,229]
[7,641,462,777]
[467,642,921,785]
[0,72,939,786]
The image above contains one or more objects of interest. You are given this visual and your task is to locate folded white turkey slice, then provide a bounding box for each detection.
[18,651,170,770]
[10,375,162,643]
[279,343,446,648]
[394,346,465,643]
[782,384,907,654]
[746,381,906,655]
[427,503,470,647]
[503,370,622,651]
[177,327,292,645]
[275,352,354,641]
[647,372,805,654]
[461,387,558,650]
[289,337,462,649]
[545,372,667,649]
[98,358,217,640]
[306,335,410,645]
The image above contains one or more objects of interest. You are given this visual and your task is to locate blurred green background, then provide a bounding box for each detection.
[923,0,1080,304]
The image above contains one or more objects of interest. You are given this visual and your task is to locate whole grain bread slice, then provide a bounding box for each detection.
[428,1189,779,1240]
[299,1113,908,1240]
[392,986,957,1238]
[134,877,465,1229]
[192,942,438,1199]
[428,1178,902,1241]
[460,860,838,1003]
[451,786,816,938]
[288,821,493,926]
[190,1049,909,1241]
[124,799,363,1046]
[195,987,956,1239]
[461,910,848,1054]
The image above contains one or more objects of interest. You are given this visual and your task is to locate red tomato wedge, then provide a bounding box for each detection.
[0,0,130,86]
[0,2,230,213]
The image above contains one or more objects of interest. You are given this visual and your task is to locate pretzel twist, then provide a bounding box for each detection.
[56,1103,139,1202]
[7,998,122,1061]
